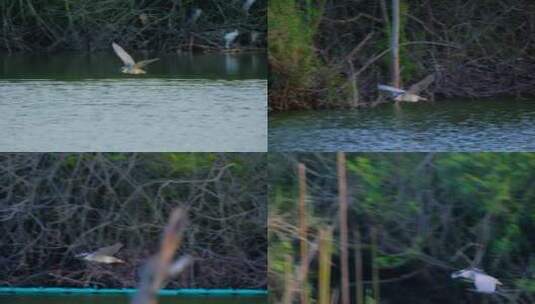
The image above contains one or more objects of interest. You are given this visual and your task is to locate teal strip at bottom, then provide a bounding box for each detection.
[0,287,267,297]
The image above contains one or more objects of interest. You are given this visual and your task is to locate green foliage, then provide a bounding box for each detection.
[269,240,294,274]
[268,0,323,88]
[165,153,216,175]
[268,0,352,109]
[269,153,535,302]
[374,254,410,269]
[516,279,535,293]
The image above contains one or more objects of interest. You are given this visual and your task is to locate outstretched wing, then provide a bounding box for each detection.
[474,275,496,293]
[94,243,123,256]
[135,58,160,68]
[112,43,135,66]
[407,74,435,94]
[378,84,406,96]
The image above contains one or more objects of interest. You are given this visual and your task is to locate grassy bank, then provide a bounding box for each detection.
[269,0,535,110]
[0,0,266,53]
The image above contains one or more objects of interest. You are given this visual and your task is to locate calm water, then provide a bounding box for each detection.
[269,99,535,151]
[0,295,266,304]
[0,52,267,152]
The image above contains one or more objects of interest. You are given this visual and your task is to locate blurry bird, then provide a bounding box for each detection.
[76,243,125,264]
[112,42,159,75]
[224,30,239,49]
[451,268,503,294]
[242,0,256,14]
[250,31,260,45]
[378,74,435,102]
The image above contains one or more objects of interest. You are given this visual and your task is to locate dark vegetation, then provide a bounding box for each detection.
[0,0,266,53]
[0,153,266,289]
[269,0,535,110]
[269,153,535,303]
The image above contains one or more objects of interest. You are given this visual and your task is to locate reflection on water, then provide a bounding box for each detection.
[269,99,535,151]
[0,52,267,80]
[0,52,267,152]
[0,295,267,304]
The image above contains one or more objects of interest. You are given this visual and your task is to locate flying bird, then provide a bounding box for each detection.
[76,243,125,264]
[378,74,435,102]
[451,268,502,294]
[112,42,159,75]
[224,30,239,49]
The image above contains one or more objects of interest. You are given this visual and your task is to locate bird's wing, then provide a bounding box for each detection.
[94,243,123,256]
[474,275,495,293]
[135,58,160,68]
[225,31,239,40]
[112,43,136,66]
[407,73,435,94]
[377,84,406,96]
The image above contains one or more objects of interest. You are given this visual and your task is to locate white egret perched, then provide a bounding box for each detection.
[112,42,159,75]
[378,73,435,102]
[242,0,256,14]
[224,30,239,49]
[451,268,503,294]
[75,243,126,264]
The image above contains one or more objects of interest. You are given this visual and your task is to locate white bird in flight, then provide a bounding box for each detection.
[76,243,126,264]
[377,84,427,102]
[377,74,435,102]
[224,30,239,49]
[112,42,159,75]
[451,268,502,294]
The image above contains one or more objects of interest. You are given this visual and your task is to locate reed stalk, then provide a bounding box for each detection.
[298,162,309,304]
[337,152,350,304]
[371,227,380,304]
[283,255,294,304]
[318,227,333,304]
[354,228,363,304]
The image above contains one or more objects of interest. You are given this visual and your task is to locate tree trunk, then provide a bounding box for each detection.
[337,152,350,304]
[391,0,401,88]
[283,255,294,304]
[354,228,364,304]
[318,227,333,304]
[298,163,309,304]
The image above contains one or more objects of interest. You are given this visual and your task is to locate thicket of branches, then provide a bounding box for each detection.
[269,0,535,110]
[0,0,266,53]
[0,153,266,289]
[269,153,535,303]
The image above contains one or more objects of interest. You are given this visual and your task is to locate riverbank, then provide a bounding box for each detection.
[0,0,266,53]
[268,0,535,111]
